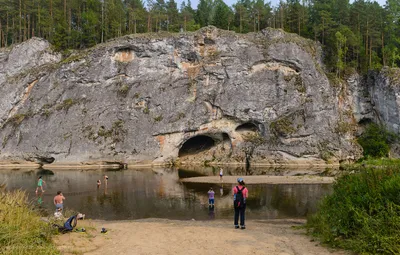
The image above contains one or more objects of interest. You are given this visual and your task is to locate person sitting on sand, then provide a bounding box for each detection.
[208,187,215,207]
[54,191,66,211]
[35,176,45,193]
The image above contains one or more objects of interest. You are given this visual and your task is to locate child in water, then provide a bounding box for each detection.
[35,176,45,193]
[97,180,101,188]
[208,187,215,207]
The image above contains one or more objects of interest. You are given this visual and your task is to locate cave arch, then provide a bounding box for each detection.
[178,135,215,157]
[235,122,260,132]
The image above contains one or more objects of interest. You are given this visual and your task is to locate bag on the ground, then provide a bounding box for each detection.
[234,186,245,208]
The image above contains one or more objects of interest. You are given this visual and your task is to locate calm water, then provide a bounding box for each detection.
[0,166,332,220]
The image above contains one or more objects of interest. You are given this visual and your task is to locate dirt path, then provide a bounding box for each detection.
[56,219,347,255]
[180,175,335,184]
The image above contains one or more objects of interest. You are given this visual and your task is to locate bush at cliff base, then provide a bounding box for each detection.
[307,167,400,254]
[0,190,59,255]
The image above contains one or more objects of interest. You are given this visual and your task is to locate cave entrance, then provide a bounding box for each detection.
[178,135,215,157]
[235,122,260,132]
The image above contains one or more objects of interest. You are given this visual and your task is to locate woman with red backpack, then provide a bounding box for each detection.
[233,178,248,229]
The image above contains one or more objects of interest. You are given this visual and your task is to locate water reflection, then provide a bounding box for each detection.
[0,167,332,220]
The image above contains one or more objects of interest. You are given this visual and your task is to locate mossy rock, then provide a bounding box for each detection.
[270,110,305,137]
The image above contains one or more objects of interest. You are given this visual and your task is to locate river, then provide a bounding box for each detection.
[0,166,333,220]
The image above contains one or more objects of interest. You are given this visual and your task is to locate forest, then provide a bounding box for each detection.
[0,0,399,73]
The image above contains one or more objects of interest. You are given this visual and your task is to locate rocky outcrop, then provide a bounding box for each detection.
[0,27,363,166]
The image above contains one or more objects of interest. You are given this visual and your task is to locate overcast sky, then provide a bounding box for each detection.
[181,0,387,9]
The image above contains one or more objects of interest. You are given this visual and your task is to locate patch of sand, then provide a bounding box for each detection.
[180,175,335,184]
[55,219,348,255]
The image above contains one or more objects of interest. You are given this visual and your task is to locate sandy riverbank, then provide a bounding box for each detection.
[180,175,335,184]
[55,219,348,255]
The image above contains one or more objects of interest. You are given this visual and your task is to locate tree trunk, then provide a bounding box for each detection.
[37,3,40,37]
[147,13,151,33]
[369,37,372,68]
[5,11,8,47]
[365,19,368,68]
[322,17,324,45]
[298,13,300,35]
[50,0,53,39]
[19,0,22,42]
[64,0,67,21]
[0,21,3,47]
[382,32,385,66]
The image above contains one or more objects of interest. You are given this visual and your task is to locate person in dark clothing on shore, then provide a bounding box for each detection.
[233,178,248,229]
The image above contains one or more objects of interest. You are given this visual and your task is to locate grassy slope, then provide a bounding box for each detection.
[0,190,59,255]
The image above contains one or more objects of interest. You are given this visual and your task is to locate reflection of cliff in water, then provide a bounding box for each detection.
[182,182,332,219]
[1,167,332,220]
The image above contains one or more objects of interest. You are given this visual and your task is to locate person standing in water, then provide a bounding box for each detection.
[54,191,66,211]
[219,168,223,182]
[35,176,46,193]
[233,178,248,229]
[104,175,109,185]
[97,180,101,188]
[208,187,215,207]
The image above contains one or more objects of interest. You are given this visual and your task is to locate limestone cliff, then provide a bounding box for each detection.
[0,27,363,166]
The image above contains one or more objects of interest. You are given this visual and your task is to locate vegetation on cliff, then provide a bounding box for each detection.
[0,0,399,75]
[0,190,59,255]
[357,123,397,158]
[307,165,400,254]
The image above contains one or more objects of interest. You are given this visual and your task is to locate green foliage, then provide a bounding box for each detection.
[118,84,130,97]
[357,124,397,158]
[153,115,163,122]
[242,132,265,145]
[307,166,400,254]
[0,190,59,255]
[212,0,233,30]
[56,99,78,111]
[0,0,399,73]
[7,114,27,126]
[97,120,126,143]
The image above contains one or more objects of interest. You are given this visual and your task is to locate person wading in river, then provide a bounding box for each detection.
[54,191,66,211]
[35,176,46,193]
[233,178,248,229]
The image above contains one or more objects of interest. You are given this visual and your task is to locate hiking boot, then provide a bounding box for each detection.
[240,226,246,229]
[235,225,239,229]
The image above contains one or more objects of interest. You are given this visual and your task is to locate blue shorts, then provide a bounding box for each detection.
[56,204,63,210]
[209,198,214,205]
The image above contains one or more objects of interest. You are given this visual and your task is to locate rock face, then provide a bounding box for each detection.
[0,27,363,166]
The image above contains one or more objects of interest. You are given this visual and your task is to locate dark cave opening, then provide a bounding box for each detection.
[235,122,259,132]
[178,135,215,157]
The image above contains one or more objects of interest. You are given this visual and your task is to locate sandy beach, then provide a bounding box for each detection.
[55,219,348,255]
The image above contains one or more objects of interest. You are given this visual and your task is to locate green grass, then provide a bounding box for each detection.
[307,166,400,254]
[359,158,400,167]
[0,190,59,255]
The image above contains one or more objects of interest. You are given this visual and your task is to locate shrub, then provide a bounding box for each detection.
[0,190,59,254]
[357,123,397,158]
[307,166,400,254]
[56,98,78,111]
